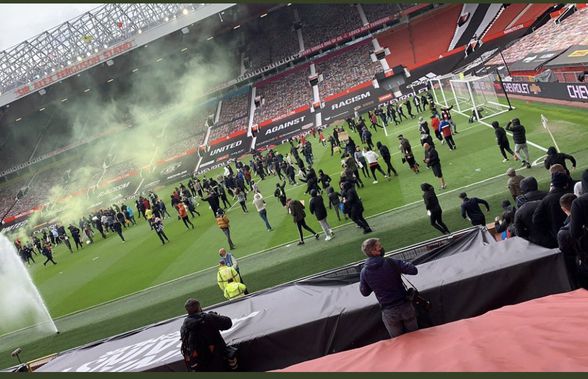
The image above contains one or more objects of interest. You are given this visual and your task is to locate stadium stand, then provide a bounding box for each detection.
[297,4,364,49]
[361,3,416,23]
[242,6,299,73]
[216,91,250,126]
[208,117,249,142]
[253,66,312,124]
[482,4,554,38]
[377,4,463,69]
[317,42,382,99]
[487,6,588,65]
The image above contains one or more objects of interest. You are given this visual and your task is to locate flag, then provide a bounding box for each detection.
[82,34,94,44]
[117,20,123,29]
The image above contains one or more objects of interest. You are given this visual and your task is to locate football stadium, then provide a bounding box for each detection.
[1,2,588,372]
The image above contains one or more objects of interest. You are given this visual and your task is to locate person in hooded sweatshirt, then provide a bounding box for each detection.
[492,121,517,163]
[514,176,554,248]
[505,118,531,169]
[544,146,577,175]
[309,189,334,241]
[532,172,572,244]
[515,176,548,208]
[359,238,418,338]
[421,183,450,235]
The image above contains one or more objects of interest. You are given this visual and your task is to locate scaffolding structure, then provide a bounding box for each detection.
[0,3,203,95]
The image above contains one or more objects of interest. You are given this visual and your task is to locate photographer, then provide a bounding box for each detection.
[359,238,418,338]
[180,299,235,372]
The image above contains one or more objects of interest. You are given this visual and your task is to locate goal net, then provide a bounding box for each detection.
[431,74,512,121]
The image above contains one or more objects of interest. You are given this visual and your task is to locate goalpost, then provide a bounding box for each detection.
[430,74,512,122]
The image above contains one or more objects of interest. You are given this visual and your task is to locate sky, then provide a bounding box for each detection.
[0,4,101,51]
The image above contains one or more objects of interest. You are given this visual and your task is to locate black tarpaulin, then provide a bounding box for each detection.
[508,50,566,72]
[37,236,571,372]
[544,45,588,68]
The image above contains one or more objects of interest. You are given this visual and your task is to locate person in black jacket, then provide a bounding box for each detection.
[287,198,320,245]
[459,192,490,226]
[492,121,517,162]
[180,299,233,372]
[494,200,516,238]
[327,186,345,221]
[376,141,398,177]
[569,170,588,255]
[423,143,446,189]
[532,172,571,243]
[342,181,372,234]
[421,183,450,235]
[515,176,548,208]
[505,118,531,169]
[544,146,577,175]
[309,190,334,241]
[558,193,581,288]
[274,181,287,207]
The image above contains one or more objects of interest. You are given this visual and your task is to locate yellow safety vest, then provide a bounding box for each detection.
[217,266,240,291]
[224,282,247,300]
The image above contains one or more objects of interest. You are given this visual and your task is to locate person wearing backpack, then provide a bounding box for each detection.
[180,298,234,372]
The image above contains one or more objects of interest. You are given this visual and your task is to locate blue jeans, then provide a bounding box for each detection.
[258,209,272,230]
[381,301,418,338]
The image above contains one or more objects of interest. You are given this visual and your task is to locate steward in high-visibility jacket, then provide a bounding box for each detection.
[223,278,247,300]
[217,261,240,292]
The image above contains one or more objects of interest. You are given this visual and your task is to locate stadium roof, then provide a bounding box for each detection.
[0,3,235,107]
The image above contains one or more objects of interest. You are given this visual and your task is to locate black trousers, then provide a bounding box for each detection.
[296,219,317,241]
[156,230,169,244]
[430,209,450,234]
[43,255,57,265]
[350,208,371,232]
[499,143,515,159]
[359,163,371,178]
[181,216,194,229]
[444,135,456,150]
[383,158,398,176]
[370,164,387,181]
[353,169,364,187]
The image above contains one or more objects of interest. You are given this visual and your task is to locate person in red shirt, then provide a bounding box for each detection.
[176,202,195,230]
[430,114,443,142]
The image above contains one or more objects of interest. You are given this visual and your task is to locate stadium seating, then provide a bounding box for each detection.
[378,4,463,69]
[242,6,300,73]
[487,6,588,65]
[253,66,312,124]
[297,4,364,49]
[361,3,417,23]
[216,92,250,126]
[317,43,382,99]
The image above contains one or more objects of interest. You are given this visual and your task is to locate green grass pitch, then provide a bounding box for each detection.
[1,97,587,368]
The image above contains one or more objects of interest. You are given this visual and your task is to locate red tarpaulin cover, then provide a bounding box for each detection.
[278,290,588,372]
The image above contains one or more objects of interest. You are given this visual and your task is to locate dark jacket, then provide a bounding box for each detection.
[505,119,526,144]
[532,187,569,241]
[180,312,232,371]
[288,200,306,222]
[360,256,418,308]
[570,172,588,253]
[544,147,576,173]
[425,147,440,167]
[494,126,509,146]
[378,144,392,160]
[515,200,557,248]
[461,197,490,225]
[327,188,341,207]
[515,176,548,208]
[343,184,363,215]
[309,194,328,221]
[422,185,442,213]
